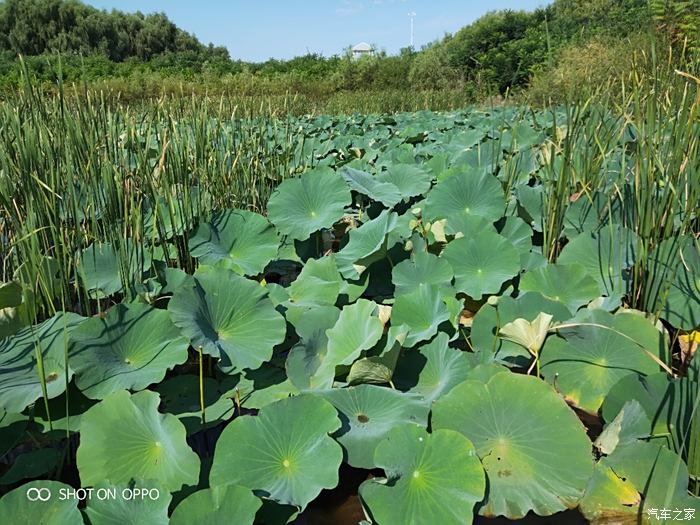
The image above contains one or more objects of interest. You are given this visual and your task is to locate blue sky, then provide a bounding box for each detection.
[85,0,548,62]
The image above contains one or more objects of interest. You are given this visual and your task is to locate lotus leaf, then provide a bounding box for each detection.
[391,251,453,297]
[336,210,400,279]
[393,333,474,402]
[0,481,83,524]
[391,285,450,347]
[209,394,342,511]
[519,263,602,312]
[77,241,151,298]
[442,229,520,300]
[644,236,700,329]
[540,309,663,413]
[267,167,351,241]
[340,166,403,207]
[376,164,433,199]
[315,384,430,468]
[287,255,342,307]
[189,209,278,276]
[170,484,261,525]
[0,312,83,413]
[84,479,171,525]
[286,306,341,390]
[423,169,505,224]
[69,302,189,399]
[309,299,383,388]
[432,373,593,518]
[558,225,639,299]
[359,425,485,525]
[168,266,286,372]
[77,390,200,491]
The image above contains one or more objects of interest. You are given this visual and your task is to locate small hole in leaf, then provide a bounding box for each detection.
[357,414,369,423]
[46,372,59,383]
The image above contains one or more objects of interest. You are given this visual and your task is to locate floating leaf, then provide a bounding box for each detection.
[69,302,189,399]
[310,300,384,387]
[391,251,453,297]
[376,164,433,199]
[267,167,351,241]
[432,373,593,518]
[340,166,402,207]
[77,390,200,491]
[519,263,602,312]
[392,285,450,347]
[287,255,342,307]
[336,210,400,280]
[168,267,286,373]
[0,481,83,524]
[424,170,505,223]
[0,312,83,413]
[209,395,342,511]
[393,333,474,402]
[84,480,171,525]
[170,484,262,525]
[540,310,663,413]
[442,230,520,300]
[189,209,278,276]
[314,385,430,468]
[0,448,60,485]
[359,425,485,524]
[558,226,639,299]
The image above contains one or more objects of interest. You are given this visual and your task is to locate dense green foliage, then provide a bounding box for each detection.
[0,0,695,103]
[0,49,698,521]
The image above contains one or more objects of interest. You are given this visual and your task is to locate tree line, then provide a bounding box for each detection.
[0,0,696,98]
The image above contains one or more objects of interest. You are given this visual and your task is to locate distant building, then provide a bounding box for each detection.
[352,42,374,59]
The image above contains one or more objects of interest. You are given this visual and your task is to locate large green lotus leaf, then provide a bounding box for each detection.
[77,390,200,491]
[308,299,384,388]
[359,425,485,525]
[336,210,400,280]
[644,236,700,329]
[287,255,342,307]
[209,395,342,511]
[188,209,278,276]
[391,285,450,347]
[168,266,286,373]
[84,479,171,525]
[77,241,151,298]
[423,169,505,224]
[519,263,602,312]
[579,462,640,522]
[314,385,430,468]
[432,374,593,518]
[557,225,639,299]
[267,167,352,241]
[442,230,520,300]
[0,281,26,337]
[285,306,341,390]
[346,325,408,386]
[498,216,533,260]
[340,167,403,207]
[391,251,453,297]
[69,302,188,399]
[603,440,695,513]
[594,400,651,455]
[602,372,695,454]
[0,480,84,524]
[393,332,474,403]
[0,312,83,413]
[540,309,663,413]
[443,213,495,239]
[170,484,261,525]
[154,375,238,434]
[471,292,572,361]
[237,364,300,410]
[376,164,433,199]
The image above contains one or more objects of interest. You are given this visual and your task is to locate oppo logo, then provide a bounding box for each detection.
[26,487,52,502]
